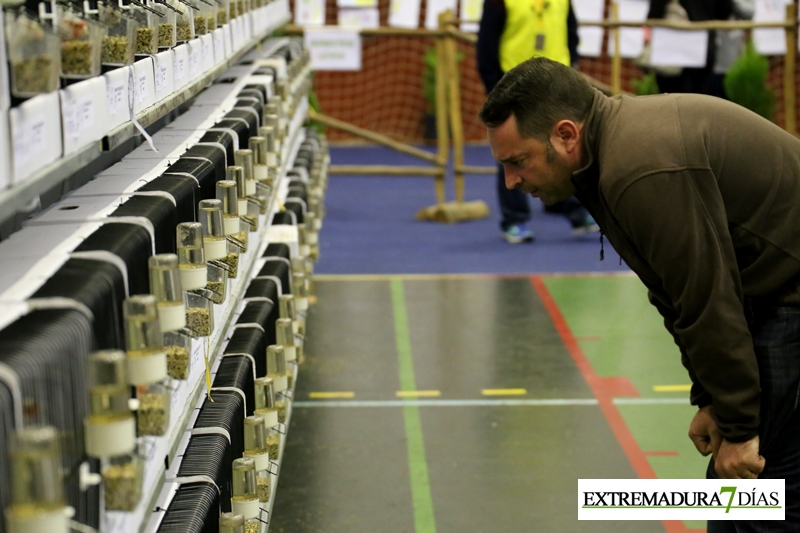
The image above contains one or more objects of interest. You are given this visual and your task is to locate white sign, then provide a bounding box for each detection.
[305,28,362,70]
[337,0,377,7]
[579,479,785,521]
[106,80,127,117]
[650,27,709,67]
[338,7,380,28]
[573,0,604,57]
[295,0,325,25]
[459,0,482,32]
[425,0,457,29]
[607,0,649,58]
[62,94,95,143]
[389,0,421,28]
[753,0,791,55]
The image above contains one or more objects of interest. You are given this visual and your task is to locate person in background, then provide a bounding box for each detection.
[708,0,754,99]
[476,0,598,243]
[648,0,733,95]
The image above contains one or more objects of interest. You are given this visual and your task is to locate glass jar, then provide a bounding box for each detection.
[186,292,214,337]
[231,457,258,520]
[219,512,245,533]
[58,6,104,79]
[124,295,167,385]
[253,376,278,428]
[102,452,144,511]
[100,4,137,67]
[129,2,159,55]
[278,294,298,334]
[177,222,207,291]
[250,137,268,182]
[149,254,186,333]
[85,350,136,458]
[164,330,192,380]
[5,11,60,98]
[275,318,296,363]
[243,415,271,503]
[216,180,240,236]
[292,272,309,313]
[136,382,171,436]
[203,262,228,305]
[199,199,227,261]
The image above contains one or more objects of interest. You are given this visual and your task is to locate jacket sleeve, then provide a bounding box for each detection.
[476,0,506,93]
[611,169,760,442]
[568,2,580,67]
[648,0,668,19]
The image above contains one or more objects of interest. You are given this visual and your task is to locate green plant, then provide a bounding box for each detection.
[421,47,465,115]
[724,42,775,121]
[305,72,325,135]
[631,72,660,96]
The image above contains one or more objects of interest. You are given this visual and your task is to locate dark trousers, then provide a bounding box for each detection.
[496,165,588,230]
[707,305,800,532]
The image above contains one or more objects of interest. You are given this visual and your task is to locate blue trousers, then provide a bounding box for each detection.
[496,165,587,230]
[706,305,800,532]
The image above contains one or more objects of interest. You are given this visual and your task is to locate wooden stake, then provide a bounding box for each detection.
[444,10,467,204]
[784,3,796,135]
[435,12,451,205]
[611,2,621,96]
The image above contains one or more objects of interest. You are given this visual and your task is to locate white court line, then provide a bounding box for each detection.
[294,397,691,408]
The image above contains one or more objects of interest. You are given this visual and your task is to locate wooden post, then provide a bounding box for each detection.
[444,10,467,204]
[784,3,796,135]
[435,13,451,205]
[611,2,622,96]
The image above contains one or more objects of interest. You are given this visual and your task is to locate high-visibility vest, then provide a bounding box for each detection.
[499,0,571,72]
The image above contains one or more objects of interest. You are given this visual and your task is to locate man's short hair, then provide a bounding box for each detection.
[479,57,596,140]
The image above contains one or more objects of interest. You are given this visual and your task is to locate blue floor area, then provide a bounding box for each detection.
[315,145,632,275]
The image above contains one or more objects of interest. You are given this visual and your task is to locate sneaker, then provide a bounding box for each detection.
[571,214,600,236]
[502,224,535,243]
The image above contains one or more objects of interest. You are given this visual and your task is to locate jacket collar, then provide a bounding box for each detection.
[572,89,613,184]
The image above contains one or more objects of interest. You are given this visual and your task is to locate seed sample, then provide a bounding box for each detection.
[103,462,141,511]
[267,432,279,460]
[136,27,155,54]
[221,253,239,279]
[12,55,54,94]
[275,400,286,423]
[166,345,189,380]
[186,307,211,337]
[176,23,192,42]
[206,281,224,304]
[137,393,168,436]
[194,15,207,35]
[102,35,129,64]
[61,40,93,75]
[217,7,228,24]
[158,24,174,47]
[257,476,270,502]
[245,522,258,533]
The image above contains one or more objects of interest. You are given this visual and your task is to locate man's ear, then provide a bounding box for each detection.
[552,120,581,153]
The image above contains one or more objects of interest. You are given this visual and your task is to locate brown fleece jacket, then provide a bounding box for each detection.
[572,90,800,442]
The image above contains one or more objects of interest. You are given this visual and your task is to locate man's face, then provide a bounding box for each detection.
[487,115,578,205]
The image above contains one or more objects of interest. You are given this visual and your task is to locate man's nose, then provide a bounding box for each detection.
[504,168,522,190]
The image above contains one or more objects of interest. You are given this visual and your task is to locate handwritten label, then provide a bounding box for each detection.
[188,48,201,77]
[155,64,169,94]
[174,56,186,82]
[203,41,213,69]
[213,31,224,62]
[63,95,95,142]
[134,73,148,104]
[106,80,126,116]
[12,114,47,172]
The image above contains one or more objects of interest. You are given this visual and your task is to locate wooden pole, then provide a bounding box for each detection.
[444,10,467,203]
[784,3,796,136]
[308,109,441,165]
[435,12,451,205]
[611,2,621,96]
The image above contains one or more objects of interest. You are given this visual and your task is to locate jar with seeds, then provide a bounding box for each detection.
[186,292,214,337]
[219,512,245,533]
[5,11,60,98]
[152,2,177,49]
[170,0,195,42]
[205,5,217,31]
[243,415,271,502]
[231,457,259,521]
[149,254,186,333]
[124,295,167,386]
[100,4,137,66]
[136,382,170,436]
[177,222,207,290]
[85,351,136,458]
[57,6,103,79]
[102,452,144,511]
[217,0,230,25]
[200,199,227,261]
[254,376,278,429]
[221,240,241,279]
[194,2,211,35]
[164,330,191,380]
[217,180,240,236]
[201,261,228,305]
[129,3,158,55]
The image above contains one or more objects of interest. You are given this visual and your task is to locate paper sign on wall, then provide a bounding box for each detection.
[337,0,377,7]
[650,27,708,67]
[753,0,791,55]
[304,28,362,70]
[295,0,325,25]
[459,0,482,32]
[389,0,421,28]
[425,0,457,29]
[573,0,604,57]
[607,0,649,58]
[339,7,380,28]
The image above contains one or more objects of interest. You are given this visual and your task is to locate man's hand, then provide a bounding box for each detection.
[714,437,765,479]
[688,405,722,456]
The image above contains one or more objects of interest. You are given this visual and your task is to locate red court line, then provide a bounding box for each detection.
[531,276,695,533]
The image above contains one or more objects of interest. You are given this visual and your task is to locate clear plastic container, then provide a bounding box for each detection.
[219,513,245,533]
[267,345,286,376]
[216,0,230,25]
[253,182,270,215]
[88,350,132,422]
[6,12,60,98]
[231,457,258,521]
[228,0,239,19]
[250,137,268,182]
[216,180,240,236]
[149,254,186,333]
[152,1,177,49]
[100,4,137,66]
[275,318,296,363]
[226,166,247,224]
[194,2,210,35]
[124,295,167,385]
[58,6,104,79]
[129,3,159,55]
[177,222,207,291]
[243,415,271,503]
[199,199,227,261]
[278,294,297,322]
[204,261,228,305]
[136,382,171,436]
[221,239,240,280]
[171,0,195,42]
[186,292,214,337]
[253,376,278,428]
[258,126,280,173]
[164,330,192,380]
[102,453,143,511]
[8,426,64,511]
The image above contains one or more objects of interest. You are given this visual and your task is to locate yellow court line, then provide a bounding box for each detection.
[653,385,692,392]
[396,390,441,398]
[309,391,356,399]
[481,388,527,396]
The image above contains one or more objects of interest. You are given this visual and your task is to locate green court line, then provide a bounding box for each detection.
[391,278,438,533]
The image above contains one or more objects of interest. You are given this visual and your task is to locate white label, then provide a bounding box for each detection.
[155,64,169,93]
[189,48,201,77]
[63,95,95,142]
[213,31,225,62]
[304,28,362,71]
[106,80,126,116]
[174,57,186,82]
[12,114,47,172]
[203,41,213,68]
[295,0,325,25]
[134,73,148,104]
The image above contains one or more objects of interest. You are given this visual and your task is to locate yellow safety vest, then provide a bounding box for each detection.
[499,0,571,72]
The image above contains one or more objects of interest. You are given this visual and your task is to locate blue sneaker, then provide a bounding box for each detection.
[502,224,535,243]
[571,213,600,236]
